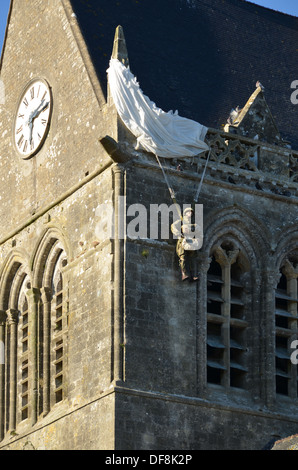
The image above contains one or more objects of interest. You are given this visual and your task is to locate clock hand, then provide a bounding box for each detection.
[28,120,33,145]
[27,98,49,126]
[28,99,45,123]
[26,99,49,147]
[33,100,49,119]
[27,99,50,145]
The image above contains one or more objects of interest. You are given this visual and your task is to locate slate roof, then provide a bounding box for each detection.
[70,0,298,149]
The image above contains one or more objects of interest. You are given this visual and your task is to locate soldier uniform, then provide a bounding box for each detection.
[171,207,201,281]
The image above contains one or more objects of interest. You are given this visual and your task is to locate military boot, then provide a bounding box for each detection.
[179,256,189,281]
[181,269,189,281]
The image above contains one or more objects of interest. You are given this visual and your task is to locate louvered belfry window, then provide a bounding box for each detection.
[0,237,68,441]
[38,241,68,417]
[206,242,249,389]
[275,256,298,397]
[0,266,31,436]
[18,291,29,422]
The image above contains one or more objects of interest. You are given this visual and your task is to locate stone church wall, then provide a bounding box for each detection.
[0,0,112,235]
[0,167,115,450]
[1,0,298,451]
[118,152,298,450]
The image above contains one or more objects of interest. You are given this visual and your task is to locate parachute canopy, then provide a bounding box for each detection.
[107,58,209,159]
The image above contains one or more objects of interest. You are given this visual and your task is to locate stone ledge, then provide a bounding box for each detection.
[113,385,298,424]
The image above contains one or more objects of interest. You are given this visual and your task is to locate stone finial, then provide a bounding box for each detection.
[111,25,129,68]
[225,86,281,145]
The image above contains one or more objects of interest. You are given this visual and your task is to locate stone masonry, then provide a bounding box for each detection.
[0,0,297,450]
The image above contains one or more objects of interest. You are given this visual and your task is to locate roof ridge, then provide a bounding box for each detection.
[232,0,298,21]
[184,0,298,31]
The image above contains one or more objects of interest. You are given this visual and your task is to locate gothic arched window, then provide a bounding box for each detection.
[275,253,298,397]
[0,236,68,441]
[17,277,30,423]
[0,262,31,438]
[36,238,68,417]
[206,241,250,390]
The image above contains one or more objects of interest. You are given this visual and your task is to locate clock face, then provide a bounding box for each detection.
[14,79,52,158]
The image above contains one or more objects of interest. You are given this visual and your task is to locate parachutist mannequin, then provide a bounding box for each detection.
[171,207,201,282]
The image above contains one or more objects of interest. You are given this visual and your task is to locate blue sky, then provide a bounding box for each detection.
[251,0,298,15]
[0,0,298,57]
[0,0,10,56]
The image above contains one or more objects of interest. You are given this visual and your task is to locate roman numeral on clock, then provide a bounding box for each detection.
[17,134,24,148]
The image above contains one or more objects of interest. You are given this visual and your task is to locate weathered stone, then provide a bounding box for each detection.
[0,0,297,452]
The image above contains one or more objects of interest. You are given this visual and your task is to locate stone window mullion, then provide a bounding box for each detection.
[26,288,41,426]
[6,309,18,432]
[221,262,231,390]
[0,311,7,441]
[40,287,52,417]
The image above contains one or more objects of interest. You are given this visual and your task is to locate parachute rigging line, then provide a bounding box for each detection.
[155,148,211,214]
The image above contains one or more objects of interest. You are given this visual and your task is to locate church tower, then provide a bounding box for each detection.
[0,0,298,450]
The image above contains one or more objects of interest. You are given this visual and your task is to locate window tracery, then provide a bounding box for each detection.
[0,234,68,440]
